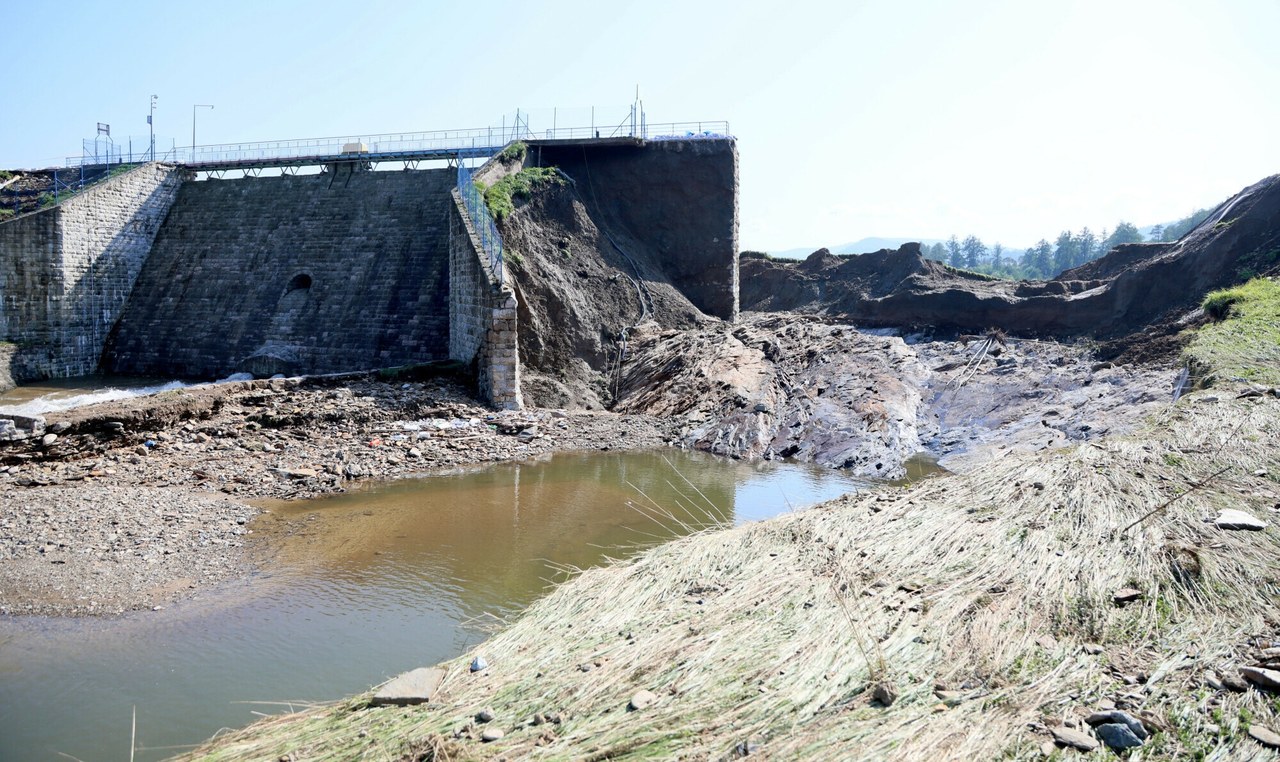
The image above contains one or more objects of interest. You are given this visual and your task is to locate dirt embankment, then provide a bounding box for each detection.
[0,375,678,616]
[740,173,1280,344]
[496,157,714,410]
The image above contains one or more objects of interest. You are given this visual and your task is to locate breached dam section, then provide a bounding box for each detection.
[0,132,740,409]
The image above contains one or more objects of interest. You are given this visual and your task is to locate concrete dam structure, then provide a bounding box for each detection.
[0,135,739,408]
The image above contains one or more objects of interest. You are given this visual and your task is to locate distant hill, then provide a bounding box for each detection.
[770,237,944,260]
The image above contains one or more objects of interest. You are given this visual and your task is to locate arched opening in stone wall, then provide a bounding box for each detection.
[286,273,312,292]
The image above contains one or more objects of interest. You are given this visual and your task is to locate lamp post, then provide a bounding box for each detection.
[149,95,157,161]
[192,104,213,163]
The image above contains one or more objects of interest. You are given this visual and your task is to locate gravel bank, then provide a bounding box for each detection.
[0,375,678,617]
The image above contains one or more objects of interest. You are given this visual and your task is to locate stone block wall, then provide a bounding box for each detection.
[0,163,183,380]
[528,138,739,321]
[105,169,455,379]
[0,343,15,392]
[449,188,523,410]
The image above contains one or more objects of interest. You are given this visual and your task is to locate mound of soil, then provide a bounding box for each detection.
[740,174,1280,358]
[501,182,709,408]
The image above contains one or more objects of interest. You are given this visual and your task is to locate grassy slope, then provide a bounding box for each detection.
[1186,278,1280,387]
[184,306,1280,761]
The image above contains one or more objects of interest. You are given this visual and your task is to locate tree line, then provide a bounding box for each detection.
[922,208,1212,280]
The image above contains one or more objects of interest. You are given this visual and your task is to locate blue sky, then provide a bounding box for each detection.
[3,0,1278,251]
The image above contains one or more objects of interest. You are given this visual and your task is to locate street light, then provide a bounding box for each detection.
[192,104,214,163]
[149,95,157,161]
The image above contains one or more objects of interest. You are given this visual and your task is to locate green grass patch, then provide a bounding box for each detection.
[0,208,13,222]
[497,141,527,164]
[0,170,13,182]
[1185,277,1280,386]
[480,166,564,222]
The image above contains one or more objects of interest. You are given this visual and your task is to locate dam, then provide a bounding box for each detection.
[0,121,738,410]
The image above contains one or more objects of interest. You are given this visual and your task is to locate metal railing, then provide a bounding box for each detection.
[2,165,120,215]
[67,126,531,168]
[70,136,175,167]
[63,119,731,169]
[456,160,505,285]
[535,120,731,141]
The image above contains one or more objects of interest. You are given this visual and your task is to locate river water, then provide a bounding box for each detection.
[0,374,247,417]
[0,448,872,761]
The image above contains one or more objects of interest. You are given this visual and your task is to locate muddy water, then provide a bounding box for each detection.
[0,449,866,761]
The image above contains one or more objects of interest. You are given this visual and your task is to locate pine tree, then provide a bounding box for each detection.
[1052,231,1076,275]
[1075,227,1097,268]
[1033,240,1053,278]
[961,235,987,270]
[946,235,963,268]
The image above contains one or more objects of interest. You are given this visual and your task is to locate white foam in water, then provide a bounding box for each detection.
[0,381,192,417]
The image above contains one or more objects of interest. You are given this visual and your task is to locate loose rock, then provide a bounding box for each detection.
[1223,672,1250,692]
[1241,666,1280,691]
[1113,588,1143,604]
[629,690,657,711]
[1095,722,1144,750]
[1050,725,1099,751]
[1250,725,1280,749]
[481,727,505,743]
[1085,710,1148,740]
[1214,509,1268,531]
[1085,712,1157,737]
[872,681,898,706]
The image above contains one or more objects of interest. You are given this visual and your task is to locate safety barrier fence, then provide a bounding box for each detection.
[533,120,731,141]
[66,126,530,169]
[1,165,118,214]
[456,160,505,285]
[62,119,731,169]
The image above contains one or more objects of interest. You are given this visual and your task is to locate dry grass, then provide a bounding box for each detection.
[180,388,1280,761]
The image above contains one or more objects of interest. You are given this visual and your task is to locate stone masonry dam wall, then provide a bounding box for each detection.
[105,170,455,379]
[0,163,183,384]
[1,140,738,406]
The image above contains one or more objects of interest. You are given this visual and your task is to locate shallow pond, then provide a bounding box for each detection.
[0,448,869,761]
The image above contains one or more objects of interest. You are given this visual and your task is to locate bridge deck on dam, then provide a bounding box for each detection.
[61,121,731,173]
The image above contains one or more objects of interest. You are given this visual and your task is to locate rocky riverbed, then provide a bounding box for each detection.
[0,374,678,616]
